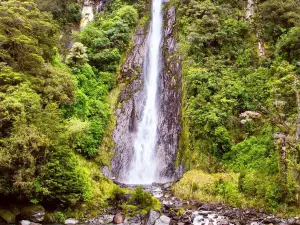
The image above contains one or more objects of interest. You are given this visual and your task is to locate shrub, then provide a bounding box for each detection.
[122,186,161,215]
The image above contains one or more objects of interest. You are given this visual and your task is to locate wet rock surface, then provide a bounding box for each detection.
[111,26,148,181]
[84,183,300,225]
[157,2,183,181]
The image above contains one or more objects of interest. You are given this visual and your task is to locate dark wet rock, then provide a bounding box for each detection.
[111,26,147,181]
[198,211,210,216]
[102,166,114,179]
[165,6,176,36]
[156,3,183,181]
[143,210,161,225]
[263,216,280,224]
[172,216,180,221]
[288,218,297,225]
[115,193,132,202]
[9,205,20,217]
[20,205,45,223]
[181,214,191,224]
[217,219,229,225]
[113,213,125,224]
[125,214,143,225]
[0,209,15,223]
[199,204,212,211]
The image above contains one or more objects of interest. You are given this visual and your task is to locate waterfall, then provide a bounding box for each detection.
[127,0,163,184]
[80,0,94,30]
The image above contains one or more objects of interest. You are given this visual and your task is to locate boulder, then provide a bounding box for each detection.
[113,213,124,224]
[154,216,171,225]
[288,219,296,225]
[20,205,45,222]
[65,218,79,225]
[143,210,161,225]
[0,209,15,223]
[217,219,229,225]
[181,215,191,224]
[199,203,211,211]
[18,220,31,225]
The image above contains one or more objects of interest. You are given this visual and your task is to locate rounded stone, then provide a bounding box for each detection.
[113,213,124,224]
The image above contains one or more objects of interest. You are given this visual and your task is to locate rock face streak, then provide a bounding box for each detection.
[111,3,182,182]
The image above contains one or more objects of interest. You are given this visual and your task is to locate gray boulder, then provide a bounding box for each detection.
[65,218,79,225]
[144,210,161,225]
[154,216,171,225]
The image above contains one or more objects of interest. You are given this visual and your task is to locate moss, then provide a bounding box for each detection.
[44,211,57,223]
[0,209,15,223]
[95,87,120,168]
[20,204,45,218]
[121,186,161,216]
[173,170,244,207]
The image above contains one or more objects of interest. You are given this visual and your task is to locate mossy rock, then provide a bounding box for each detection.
[0,209,15,223]
[20,205,45,222]
[8,205,20,216]
[43,212,56,223]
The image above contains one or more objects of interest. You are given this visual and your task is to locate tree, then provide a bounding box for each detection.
[276,26,300,62]
[258,0,300,44]
[0,0,58,73]
[66,42,89,67]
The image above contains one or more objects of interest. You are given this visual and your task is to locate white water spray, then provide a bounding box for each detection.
[127,0,163,184]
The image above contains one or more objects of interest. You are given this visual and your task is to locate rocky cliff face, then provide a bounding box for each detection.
[156,5,183,181]
[111,2,183,182]
[111,27,148,182]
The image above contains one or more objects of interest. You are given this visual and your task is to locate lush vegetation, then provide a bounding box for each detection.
[113,186,161,216]
[172,0,300,214]
[0,0,142,215]
[2,0,300,219]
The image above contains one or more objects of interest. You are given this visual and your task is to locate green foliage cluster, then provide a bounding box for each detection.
[173,170,244,208]
[62,4,138,158]
[0,0,93,206]
[0,0,140,209]
[34,0,82,24]
[174,0,300,213]
[77,4,138,72]
[121,186,161,216]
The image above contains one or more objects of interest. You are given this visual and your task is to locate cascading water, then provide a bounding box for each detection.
[127,0,163,184]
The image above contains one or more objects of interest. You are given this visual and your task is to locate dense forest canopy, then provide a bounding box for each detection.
[175,0,300,213]
[0,0,141,208]
[1,0,300,221]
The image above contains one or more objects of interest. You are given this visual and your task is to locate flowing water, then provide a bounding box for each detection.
[127,0,163,184]
[80,5,94,30]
